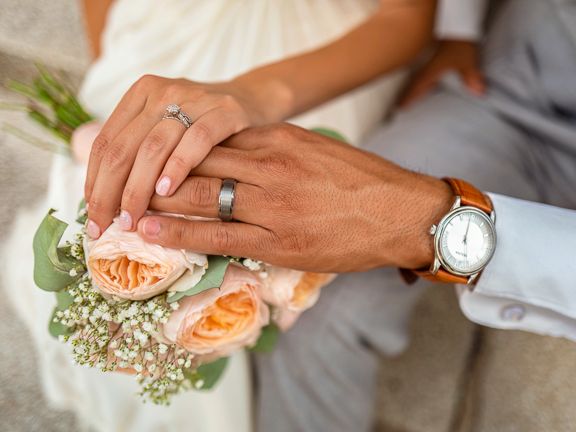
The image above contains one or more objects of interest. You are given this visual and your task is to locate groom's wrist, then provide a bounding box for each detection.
[395,176,453,270]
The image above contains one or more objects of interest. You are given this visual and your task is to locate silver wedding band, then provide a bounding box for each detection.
[218,179,237,222]
[162,104,193,128]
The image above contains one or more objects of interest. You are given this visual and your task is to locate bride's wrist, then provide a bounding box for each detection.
[229,74,295,124]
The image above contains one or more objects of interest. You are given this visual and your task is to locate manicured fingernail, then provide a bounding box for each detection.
[156,176,171,196]
[119,210,132,230]
[143,219,161,236]
[87,219,101,239]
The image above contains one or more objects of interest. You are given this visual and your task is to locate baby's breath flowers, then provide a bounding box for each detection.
[54,269,199,404]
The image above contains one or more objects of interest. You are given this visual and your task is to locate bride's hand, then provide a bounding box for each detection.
[84,75,269,238]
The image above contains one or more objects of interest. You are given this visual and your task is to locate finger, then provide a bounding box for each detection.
[190,145,257,183]
[462,68,486,96]
[137,215,275,259]
[86,111,159,238]
[85,78,150,202]
[398,73,439,109]
[149,176,262,223]
[119,119,189,231]
[157,107,248,197]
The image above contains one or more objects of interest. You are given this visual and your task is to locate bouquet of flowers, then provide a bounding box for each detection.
[13,68,338,405]
[33,207,332,404]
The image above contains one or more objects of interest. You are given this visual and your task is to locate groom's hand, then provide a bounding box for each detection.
[138,124,452,272]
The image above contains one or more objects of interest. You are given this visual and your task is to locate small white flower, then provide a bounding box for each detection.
[170,302,180,311]
[134,364,143,373]
[142,322,153,332]
[148,364,157,373]
[194,380,205,389]
[69,269,78,277]
[242,258,262,271]
[177,358,185,366]
[158,344,168,354]
[144,352,155,362]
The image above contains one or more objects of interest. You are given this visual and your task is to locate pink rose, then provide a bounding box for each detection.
[71,121,102,164]
[163,265,269,357]
[260,268,334,330]
[85,220,207,300]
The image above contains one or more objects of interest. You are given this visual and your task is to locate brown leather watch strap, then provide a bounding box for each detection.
[443,177,493,214]
[413,268,469,285]
[400,178,493,286]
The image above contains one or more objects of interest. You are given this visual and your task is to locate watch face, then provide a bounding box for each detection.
[437,207,496,275]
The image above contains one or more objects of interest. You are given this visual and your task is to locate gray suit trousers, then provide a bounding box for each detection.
[256,1,576,431]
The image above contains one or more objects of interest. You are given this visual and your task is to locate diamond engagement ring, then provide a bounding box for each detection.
[162,104,193,128]
[218,179,237,222]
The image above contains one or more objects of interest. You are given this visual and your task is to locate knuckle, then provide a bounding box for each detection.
[192,121,212,144]
[102,144,130,171]
[161,83,182,102]
[87,197,109,218]
[171,221,188,244]
[122,186,140,208]
[268,123,297,141]
[188,86,208,100]
[141,132,165,156]
[281,232,309,255]
[185,178,217,209]
[257,152,295,176]
[220,94,240,110]
[91,134,111,159]
[213,225,236,253]
[167,153,190,173]
[134,74,157,90]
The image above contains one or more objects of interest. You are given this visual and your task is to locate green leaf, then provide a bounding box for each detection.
[250,324,280,353]
[55,290,75,310]
[310,127,348,143]
[167,256,232,303]
[33,210,80,291]
[185,357,229,391]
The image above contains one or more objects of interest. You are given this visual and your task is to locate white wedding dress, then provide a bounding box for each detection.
[2,1,407,431]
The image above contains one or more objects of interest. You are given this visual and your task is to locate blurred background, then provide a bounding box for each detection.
[1,1,576,432]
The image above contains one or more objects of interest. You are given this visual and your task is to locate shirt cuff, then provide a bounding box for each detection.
[457,193,576,341]
[435,0,488,40]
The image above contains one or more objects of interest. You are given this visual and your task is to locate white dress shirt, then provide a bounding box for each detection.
[436,0,488,40]
[458,194,576,341]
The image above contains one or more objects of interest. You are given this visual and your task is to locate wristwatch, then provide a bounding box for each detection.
[412,178,497,285]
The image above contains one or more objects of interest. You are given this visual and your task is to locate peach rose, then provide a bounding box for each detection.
[260,268,334,330]
[71,121,102,164]
[163,265,269,357]
[85,220,207,300]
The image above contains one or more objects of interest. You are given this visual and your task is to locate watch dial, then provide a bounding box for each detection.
[439,209,496,274]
